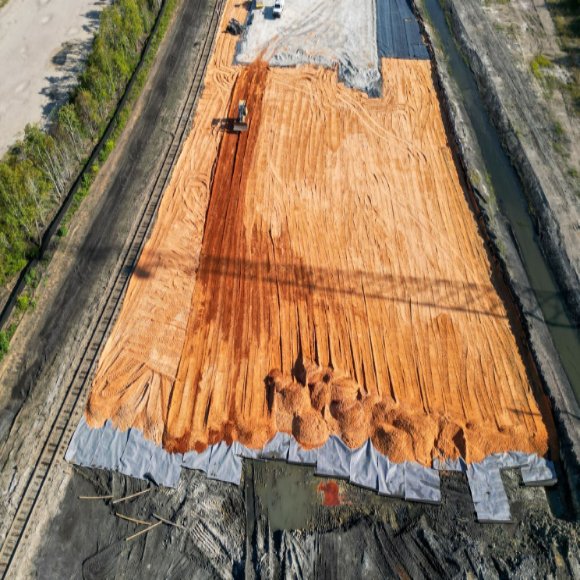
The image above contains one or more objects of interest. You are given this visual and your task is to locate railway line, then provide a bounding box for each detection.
[0,0,225,575]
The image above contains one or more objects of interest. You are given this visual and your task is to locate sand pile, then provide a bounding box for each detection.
[235,0,381,95]
[265,358,547,464]
[85,0,552,467]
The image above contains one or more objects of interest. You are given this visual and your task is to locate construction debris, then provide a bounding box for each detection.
[111,488,151,505]
[115,512,152,526]
[153,513,186,529]
[125,520,162,542]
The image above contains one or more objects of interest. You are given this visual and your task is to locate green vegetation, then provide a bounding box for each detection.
[547,0,580,114]
[530,53,553,79]
[0,331,9,361]
[16,294,35,312]
[0,324,17,362]
[0,0,162,286]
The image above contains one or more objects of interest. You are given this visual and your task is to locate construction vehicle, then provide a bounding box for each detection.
[226,18,244,35]
[233,100,248,132]
[273,0,284,18]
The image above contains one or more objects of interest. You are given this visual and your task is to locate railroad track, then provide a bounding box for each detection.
[0,0,225,575]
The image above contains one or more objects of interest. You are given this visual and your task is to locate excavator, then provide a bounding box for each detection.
[233,100,248,132]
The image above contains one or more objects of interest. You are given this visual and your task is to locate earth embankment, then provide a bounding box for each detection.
[85,0,552,465]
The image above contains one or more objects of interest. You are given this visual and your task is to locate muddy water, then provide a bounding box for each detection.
[251,461,320,531]
[422,0,580,402]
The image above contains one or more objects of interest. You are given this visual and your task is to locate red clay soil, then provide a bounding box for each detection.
[85,0,553,466]
[318,481,342,507]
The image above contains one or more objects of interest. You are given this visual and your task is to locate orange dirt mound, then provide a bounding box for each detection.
[84,0,552,465]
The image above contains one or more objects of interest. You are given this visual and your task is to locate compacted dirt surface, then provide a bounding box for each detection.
[86,0,552,465]
[0,0,111,154]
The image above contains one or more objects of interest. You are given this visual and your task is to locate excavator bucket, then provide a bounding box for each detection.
[232,100,248,132]
[233,121,248,132]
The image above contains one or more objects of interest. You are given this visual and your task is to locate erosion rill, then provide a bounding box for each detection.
[70,0,560,517]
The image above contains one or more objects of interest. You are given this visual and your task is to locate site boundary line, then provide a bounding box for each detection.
[0,0,226,575]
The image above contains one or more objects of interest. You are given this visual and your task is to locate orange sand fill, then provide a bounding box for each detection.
[85,2,551,465]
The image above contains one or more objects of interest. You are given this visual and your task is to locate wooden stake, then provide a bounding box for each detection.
[112,488,151,505]
[78,494,114,500]
[153,513,186,530]
[115,512,152,527]
[125,520,162,542]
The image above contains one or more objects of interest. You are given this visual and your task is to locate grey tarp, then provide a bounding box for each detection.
[404,462,441,504]
[234,442,262,460]
[349,440,380,490]
[182,447,212,473]
[91,421,129,470]
[145,448,182,488]
[119,429,154,480]
[480,451,532,470]
[206,442,243,485]
[287,438,320,465]
[65,416,101,466]
[467,463,511,523]
[432,457,467,472]
[261,432,292,461]
[376,455,405,497]
[315,435,352,479]
[521,455,557,486]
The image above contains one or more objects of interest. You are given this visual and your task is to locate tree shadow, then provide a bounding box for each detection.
[40,8,102,121]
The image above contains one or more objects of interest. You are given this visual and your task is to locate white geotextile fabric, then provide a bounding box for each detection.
[405,462,441,504]
[315,436,353,479]
[235,0,381,95]
[66,419,557,520]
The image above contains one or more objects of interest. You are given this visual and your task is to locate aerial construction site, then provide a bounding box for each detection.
[0,0,578,576]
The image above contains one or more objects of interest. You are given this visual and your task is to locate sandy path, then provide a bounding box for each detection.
[0,0,109,154]
[85,1,550,465]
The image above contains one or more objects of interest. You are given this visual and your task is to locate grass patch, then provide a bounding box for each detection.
[0,323,17,362]
[531,53,553,79]
[546,0,580,114]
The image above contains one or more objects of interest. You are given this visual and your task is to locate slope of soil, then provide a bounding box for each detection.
[85,0,551,466]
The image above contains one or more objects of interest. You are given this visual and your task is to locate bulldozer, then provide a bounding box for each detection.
[233,100,248,132]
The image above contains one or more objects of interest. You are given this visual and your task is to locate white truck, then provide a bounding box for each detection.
[273,0,284,18]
